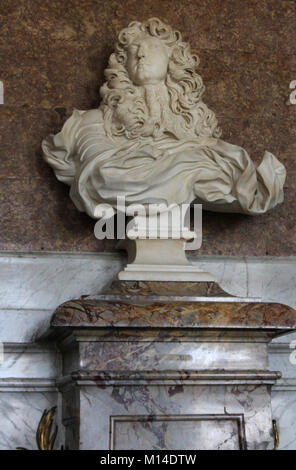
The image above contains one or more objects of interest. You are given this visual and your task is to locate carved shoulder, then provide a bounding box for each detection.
[80,108,104,126]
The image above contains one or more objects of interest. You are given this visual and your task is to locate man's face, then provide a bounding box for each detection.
[126,34,170,86]
[113,95,142,129]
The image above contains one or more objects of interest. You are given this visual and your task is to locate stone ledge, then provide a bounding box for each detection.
[51,298,296,332]
[0,377,57,392]
[57,369,281,388]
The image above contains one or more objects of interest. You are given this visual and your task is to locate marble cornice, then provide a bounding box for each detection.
[3,342,58,353]
[0,378,57,392]
[57,369,281,389]
[51,298,296,333]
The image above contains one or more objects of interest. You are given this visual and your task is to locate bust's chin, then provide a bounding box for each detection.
[132,70,162,87]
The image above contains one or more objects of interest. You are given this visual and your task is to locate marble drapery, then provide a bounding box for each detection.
[43,108,285,217]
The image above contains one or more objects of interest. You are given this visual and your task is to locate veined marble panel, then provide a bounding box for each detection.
[76,384,272,450]
[269,344,296,379]
[193,256,296,308]
[110,414,245,450]
[0,252,296,311]
[0,309,52,343]
[0,343,60,380]
[271,391,296,450]
[80,341,268,371]
[0,391,62,450]
[0,252,123,311]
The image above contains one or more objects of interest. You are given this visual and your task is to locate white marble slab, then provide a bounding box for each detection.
[0,391,62,450]
[0,252,123,310]
[271,390,296,450]
[0,343,60,380]
[0,309,52,343]
[1,252,295,308]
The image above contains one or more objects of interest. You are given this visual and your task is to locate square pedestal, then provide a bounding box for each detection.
[50,280,296,450]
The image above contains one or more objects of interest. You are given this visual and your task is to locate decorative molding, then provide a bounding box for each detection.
[57,369,281,389]
[272,378,296,392]
[3,342,58,354]
[110,413,247,450]
[0,378,57,392]
[269,343,292,353]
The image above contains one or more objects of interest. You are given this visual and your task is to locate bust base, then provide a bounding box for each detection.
[117,236,214,282]
[118,263,215,281]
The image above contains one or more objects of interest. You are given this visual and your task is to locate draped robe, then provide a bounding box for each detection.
[42,108,286,218]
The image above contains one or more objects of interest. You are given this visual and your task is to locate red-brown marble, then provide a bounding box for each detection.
[51,280,296,331]
[52,297,296,330]
[102,280,230,297]
[0,0,295,255]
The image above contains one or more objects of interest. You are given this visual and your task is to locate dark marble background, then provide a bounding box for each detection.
[0,0,295,255]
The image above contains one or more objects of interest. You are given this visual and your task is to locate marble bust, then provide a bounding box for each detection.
[42,17,286,220]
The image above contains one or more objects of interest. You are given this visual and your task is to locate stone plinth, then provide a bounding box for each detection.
[50,281,296,450]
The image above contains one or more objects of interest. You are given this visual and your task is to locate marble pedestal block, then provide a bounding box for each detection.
[49,281,296,450]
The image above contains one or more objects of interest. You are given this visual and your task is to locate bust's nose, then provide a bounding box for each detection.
[137,45,146,59]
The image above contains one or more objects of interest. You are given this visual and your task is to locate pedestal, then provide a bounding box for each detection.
[50,280,296,450]
[116,206,214,282]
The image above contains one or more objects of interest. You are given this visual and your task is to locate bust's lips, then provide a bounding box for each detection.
[137,61,149,69]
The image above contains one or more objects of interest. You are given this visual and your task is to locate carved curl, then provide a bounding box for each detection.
[100,18,221,139]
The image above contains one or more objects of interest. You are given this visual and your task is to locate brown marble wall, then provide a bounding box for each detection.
[1,0,295,255]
